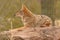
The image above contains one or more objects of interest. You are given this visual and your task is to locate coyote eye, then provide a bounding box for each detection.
[20,10,22,13]
[16,10,24,17]
[19,10,24,15]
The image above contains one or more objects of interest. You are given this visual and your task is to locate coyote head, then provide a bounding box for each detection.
[16,4,36,27]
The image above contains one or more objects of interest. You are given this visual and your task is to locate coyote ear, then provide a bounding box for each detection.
[21,4,34,17]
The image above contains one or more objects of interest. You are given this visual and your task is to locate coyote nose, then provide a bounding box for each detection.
[14,13,17,17]
[14,14,16,16]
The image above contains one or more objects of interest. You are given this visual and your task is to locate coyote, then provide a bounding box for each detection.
[15,4,52,30]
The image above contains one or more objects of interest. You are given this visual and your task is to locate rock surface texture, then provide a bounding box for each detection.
[0,26,60,40]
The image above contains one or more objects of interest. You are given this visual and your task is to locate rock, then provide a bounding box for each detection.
[0,26,60,40]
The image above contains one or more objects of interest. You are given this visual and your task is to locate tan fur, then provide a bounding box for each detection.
[21,4,34,17]
[15,4,52,30]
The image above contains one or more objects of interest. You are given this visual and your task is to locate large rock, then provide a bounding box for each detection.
[0,26,60,40]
